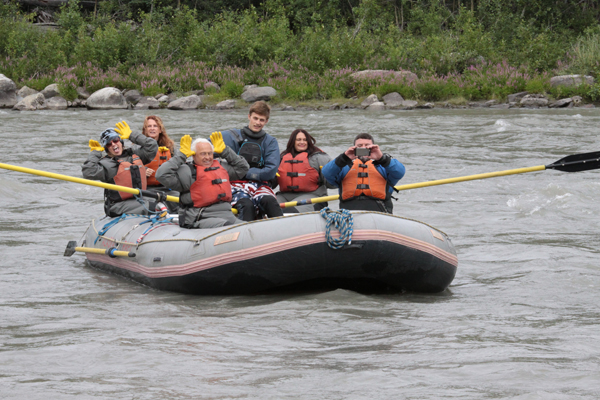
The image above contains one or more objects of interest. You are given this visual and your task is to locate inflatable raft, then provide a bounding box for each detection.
[67,211,458,294]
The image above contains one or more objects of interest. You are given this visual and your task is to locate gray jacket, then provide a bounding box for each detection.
[82,131,158,216]
[156,146,249,228]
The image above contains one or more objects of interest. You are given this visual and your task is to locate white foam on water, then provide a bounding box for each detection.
[494,119,510,132]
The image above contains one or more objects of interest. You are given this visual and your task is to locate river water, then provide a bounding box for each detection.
[1,107,599,399]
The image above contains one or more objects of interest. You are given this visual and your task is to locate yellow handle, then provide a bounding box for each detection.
[76,246,135,257]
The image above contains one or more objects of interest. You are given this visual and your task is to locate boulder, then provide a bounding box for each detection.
[243,84,258,92]
[550,75,594,88]
[416,103,435,109]
[361,94,379,108]
[46,96,68,110]
[366,101,386,111]
[0,74,18,108]
[12,93,47,111]
[76,87,90,99]
[204,81,221,93]
[507,91,528,103]
[241,86,277,102]
[328,104,340,110]
[123,89,142,104]
[156,95,169,103]
[154,93,165,99]
[549,98,573,108]
[382,92,404,108]
[400,100,418,110]
[167,94,202,110]
[520,94,548,108]
[350,69,418,83]
[134,97,161,110]
[214,99,236,110]
[484,100,497,107]
[86,87,128,110]
[282,105,295,111]
[41,83,60,99]
[17,86,39,98]
[572,96,583,105]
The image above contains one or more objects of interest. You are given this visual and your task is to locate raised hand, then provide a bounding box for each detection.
[114,121,132,140]
[210,131,226,154]
[180,135,195,157]
[89,139,104,152]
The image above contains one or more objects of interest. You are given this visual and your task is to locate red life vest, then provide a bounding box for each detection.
[190,160,233,208]
[341,159,387,201]
[111,155,147,201]
[145,147,171,186]
[277,152,320,192]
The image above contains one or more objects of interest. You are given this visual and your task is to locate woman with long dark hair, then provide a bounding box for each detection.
[276,129,332,213]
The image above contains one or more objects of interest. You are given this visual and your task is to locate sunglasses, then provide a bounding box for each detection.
[109,138,121,145]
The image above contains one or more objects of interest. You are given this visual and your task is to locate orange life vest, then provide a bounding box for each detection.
[277,152,320,193]
[145,147,171,186]
[190,160,233,208]
[111,155,147,201]
[341,159,387,201]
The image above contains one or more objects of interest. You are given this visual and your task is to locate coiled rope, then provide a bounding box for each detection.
[319,207,354,249]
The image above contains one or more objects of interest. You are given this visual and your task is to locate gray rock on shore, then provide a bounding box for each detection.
[41,83,60,99]
[167,94,202,110]
[366,101,386,111]
[520,94,548,108]
[550,75,594,87]
[134,97,161,110]
[507,92,528,103]
[0,74,18,108]
[549,98,573,108]
[214,99,236,110]
[361,94,379,108]
[87,87,128,109]
[46,96,68,110]
[13,93,47,111]
[123,89,142,104]
[17,86,39,98]
[382,92,404,108]
[241,86,277,102]
[77,87,90,99]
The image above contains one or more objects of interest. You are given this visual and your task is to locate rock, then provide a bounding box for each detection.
[134,97,161,110]
[350,69,418,83]
[41,83,60,99]
[12,93,47,111]
[282,105,295,111]
[204,81,221,93]
[416,103,435,109]
[550,75,594,88]
[86,87,128,110]
[549,98,573,108]
[572,96,583,105]
[214,99,236,110]
[490,104,510,109]
[243,84,258,92]
[361,94,379,108]
[382,92,404,108]
[166,93,178,102]
[17,86,39,98]
[508,102,519,108]
[167,94,202,110]
[468,102,484,108]
[46,96,68,110]
[154,93,165,99]
[400,100,418,110]
[156,95,169,103]
[507,91,528,103]
[484,100,497,107]
[366,101,386,111]
[0,74,18,108]
[123,89,142,104]
[241,86,277,102]
[76,87,90,99]
[328,103,340,110]
[520,94,548,108]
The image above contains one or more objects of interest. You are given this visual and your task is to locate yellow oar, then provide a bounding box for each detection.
[279,151,600,209]
[0,162,179,202]
[63,241,135,257]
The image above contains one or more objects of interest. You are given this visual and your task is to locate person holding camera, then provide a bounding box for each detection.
[321,133,405,213]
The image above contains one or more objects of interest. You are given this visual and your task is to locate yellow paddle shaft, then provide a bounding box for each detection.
[75,246,135,257]
[0,162,179,203]
[393,165,546,191]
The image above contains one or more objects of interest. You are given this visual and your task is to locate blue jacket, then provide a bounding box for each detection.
[322,153,406,195]
[220,128,280,182]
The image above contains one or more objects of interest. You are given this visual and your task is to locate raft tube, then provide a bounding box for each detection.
[77,211,458,294]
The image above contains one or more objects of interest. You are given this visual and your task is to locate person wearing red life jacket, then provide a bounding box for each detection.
[275,129,332,213]
[140,115,175,186]
[155,132,249,229]
[82,121,158,217]
[321,133,406,214]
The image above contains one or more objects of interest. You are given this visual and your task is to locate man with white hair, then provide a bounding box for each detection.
[156,132,249,228]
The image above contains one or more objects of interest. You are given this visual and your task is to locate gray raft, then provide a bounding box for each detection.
[76,211,458,294]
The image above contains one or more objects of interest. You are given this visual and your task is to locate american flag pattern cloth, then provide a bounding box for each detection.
[230,181,277,212]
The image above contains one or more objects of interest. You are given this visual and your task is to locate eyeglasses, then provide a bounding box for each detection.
[109,138,121,145]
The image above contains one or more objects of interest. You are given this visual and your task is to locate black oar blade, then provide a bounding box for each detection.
[546,151,600,172]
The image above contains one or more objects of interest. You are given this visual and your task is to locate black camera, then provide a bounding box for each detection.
[355,147,371,157]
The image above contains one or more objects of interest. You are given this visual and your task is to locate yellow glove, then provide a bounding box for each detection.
[180,135,195,157]
[158,146,170,152]
[89,139,104,152]
[114,121,132,140]
[210,131,226,154]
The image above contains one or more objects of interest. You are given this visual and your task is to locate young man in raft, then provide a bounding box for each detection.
[321,133,405,214]
[82,121,158,217]
[155,132,249,228]
[218,101,284,221]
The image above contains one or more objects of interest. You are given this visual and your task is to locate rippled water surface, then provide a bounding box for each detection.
[1,108,600,399]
